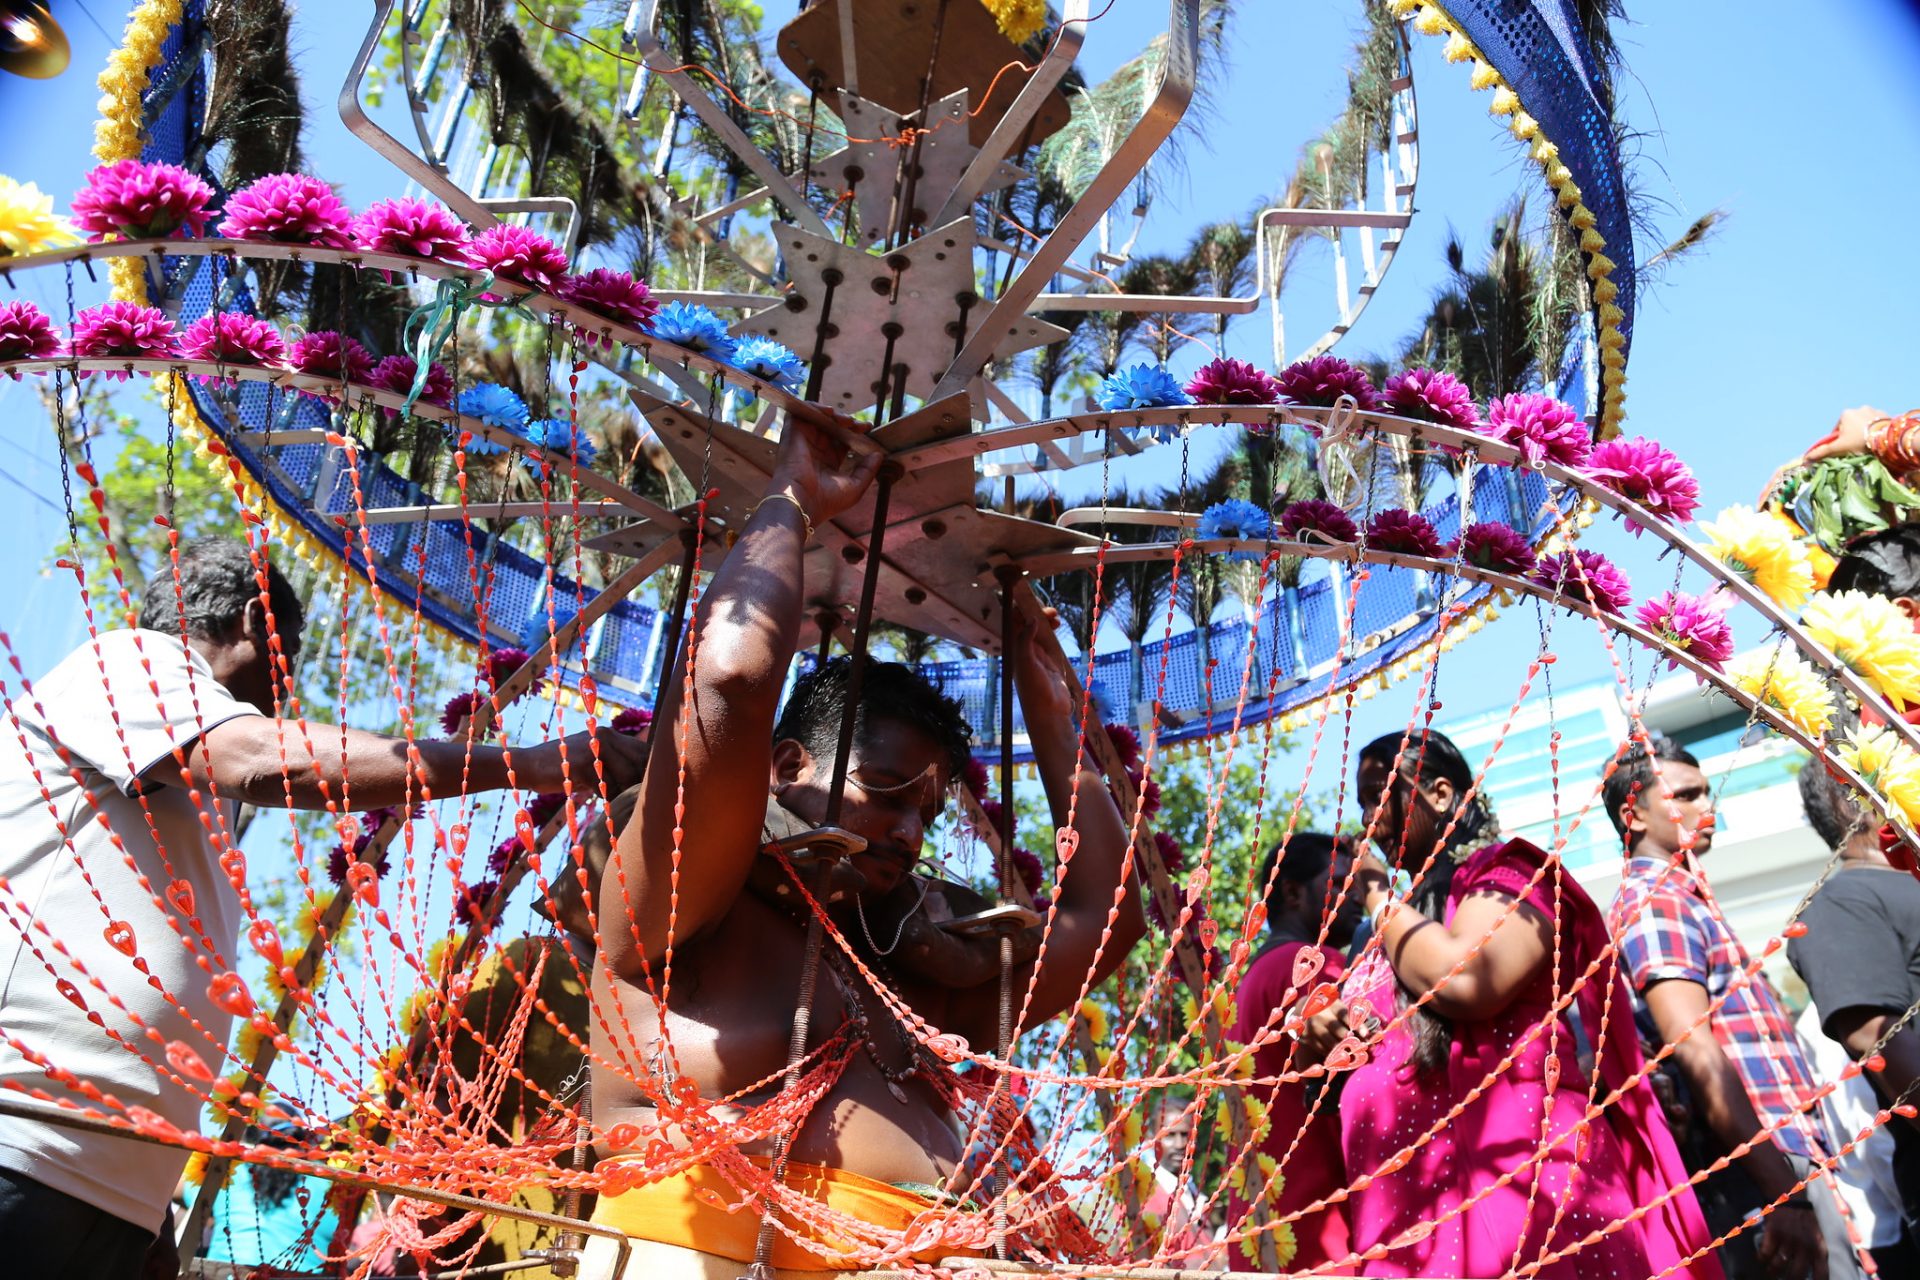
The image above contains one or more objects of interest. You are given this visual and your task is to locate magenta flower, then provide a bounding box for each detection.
[466,224,569,293]
[179,311,287,368]
[1276,354,1379,411]
[559,268,661,332]
[1153,829,1187,878]
[440,690,491,737]
[1636,590,1735,672]
[453,878,501,928]
[326,834,375,887]
[70,160,213,240]
[1381,368,1479,433]
[350,197,471,262]
[1279,498,1359,545]
[287,330,375,384]
[70,301,177,377]
[1184,357,1281,406]
[1531,549,1632,613]
[217,173,352,247]
[1582,436,1700,531]
[977,798,1006,838]
[962,755,991,801]
[1009,847,1046,897]
[487,837,518,877]
[1104,722,1142,771]
[1485,392,1591,469]
[1365,508,1445,558]
[483,645,547,699]
[1450,522,1537,575]
[611,707,653,737]
[359,801,424,835]
[369,354,453,409]
[0,301,62,364]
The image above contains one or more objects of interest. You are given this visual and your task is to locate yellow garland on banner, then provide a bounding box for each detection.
[1396,0,1630,437]
[94,0,183,298]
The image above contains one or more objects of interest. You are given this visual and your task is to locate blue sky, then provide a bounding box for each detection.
[3,0,1920,788]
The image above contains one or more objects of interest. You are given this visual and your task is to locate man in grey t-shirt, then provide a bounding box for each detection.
[0,539,645,1278]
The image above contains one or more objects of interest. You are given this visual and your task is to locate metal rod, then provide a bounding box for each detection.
[823,465,900,825]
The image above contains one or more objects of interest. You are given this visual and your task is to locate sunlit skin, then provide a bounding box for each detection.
[595,413,1146,1187]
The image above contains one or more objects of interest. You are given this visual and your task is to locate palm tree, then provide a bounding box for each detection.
[1183,219,1256,349]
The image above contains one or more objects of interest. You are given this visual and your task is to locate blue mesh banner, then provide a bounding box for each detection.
[1440,0,1636,357]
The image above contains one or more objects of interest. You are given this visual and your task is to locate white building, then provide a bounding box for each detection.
[1438,655,1825,992]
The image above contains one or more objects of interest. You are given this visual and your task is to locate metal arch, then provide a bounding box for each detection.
[930,0,1203,403]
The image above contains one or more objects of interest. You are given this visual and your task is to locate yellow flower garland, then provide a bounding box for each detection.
[981,0,1045,44]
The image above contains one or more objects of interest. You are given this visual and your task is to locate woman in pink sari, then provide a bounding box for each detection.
[1318,730,1721,1279]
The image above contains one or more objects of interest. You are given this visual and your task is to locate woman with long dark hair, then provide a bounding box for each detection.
[1325,729,1720,1279]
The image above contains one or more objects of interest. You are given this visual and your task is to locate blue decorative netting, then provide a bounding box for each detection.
[1442,0,1636,359]
[132,0,1601,751]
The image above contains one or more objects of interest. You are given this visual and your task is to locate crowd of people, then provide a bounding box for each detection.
[2,408,1920,1280]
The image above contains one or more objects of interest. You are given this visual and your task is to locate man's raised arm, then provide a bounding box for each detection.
[603,414,881,977]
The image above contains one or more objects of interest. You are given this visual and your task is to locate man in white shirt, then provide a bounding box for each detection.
[0,538,645,1278]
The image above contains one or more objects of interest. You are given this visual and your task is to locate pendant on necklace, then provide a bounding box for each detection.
[886,1078,910,1105]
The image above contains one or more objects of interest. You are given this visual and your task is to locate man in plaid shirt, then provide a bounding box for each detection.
[1607,735,1858,1280]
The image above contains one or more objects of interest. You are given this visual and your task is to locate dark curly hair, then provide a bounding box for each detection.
[1601,734,1699,845]
[773,657,973,781]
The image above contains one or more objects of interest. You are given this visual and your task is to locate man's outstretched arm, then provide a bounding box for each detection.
[603,414,881,977]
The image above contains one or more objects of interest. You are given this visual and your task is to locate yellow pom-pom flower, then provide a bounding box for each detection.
[0,176,79,257]
[982,0,1044,43]
[1699,505,1816,610]
[1078,997,1110,1045]
[1837,726,1920,827]
[1802,591,1920,710]
[1726,646,1835,737]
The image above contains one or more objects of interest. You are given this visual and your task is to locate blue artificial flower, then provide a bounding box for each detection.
[729,336,806,393]
[455,382,528,456]
[523,417,599,480]
[649,301,737,361]
[1093,362,1191,412]
[1197,498,1273,563]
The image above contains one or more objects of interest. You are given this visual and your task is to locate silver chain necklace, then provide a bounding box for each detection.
[856,874,931,956]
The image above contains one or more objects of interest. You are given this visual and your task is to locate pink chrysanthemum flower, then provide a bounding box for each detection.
[439,690,490,737]
[1184,357,1281,406]
[1381,368,1479,432]
[70,301,177,377]
[962,756,991,801]
[350,197,471,262]
[1009,847,1046,897]
[327,834,375,887]
[1276,354,1379,411]
[0,301,62,364]
[1531,549,1632,613]
[482,646,547,699]
[1154,830,1187,878]
[179,311,287,368]
[466,224,570,293]
[1365,508,1445,558]
[287,330,375,384]
[1279,498,1359,545]
[218,173,352,247]
[1636,590,1735,673]
[487,837,518,877]
[1582,435,1701,532]
[453,879,501,927]
[1485,392,1591,469]
[559,268,661,332]
[359,801,424,836]
[1451,522,1537,575]
[976,798,1006,838]
[1104,722,1142,771]
[369,354,453,409]
[611,707,653,737]
[70,160,214,240]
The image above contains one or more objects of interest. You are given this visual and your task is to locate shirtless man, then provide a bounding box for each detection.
[583,415,1146,1278]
